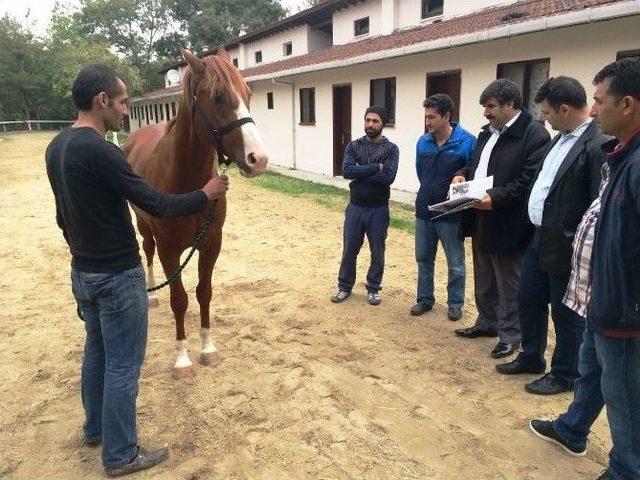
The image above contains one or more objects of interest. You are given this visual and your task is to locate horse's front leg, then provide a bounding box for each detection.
[158,245,194,379]
[196,239,222,367]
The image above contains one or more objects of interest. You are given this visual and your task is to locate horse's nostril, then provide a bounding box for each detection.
[247,153,257,166]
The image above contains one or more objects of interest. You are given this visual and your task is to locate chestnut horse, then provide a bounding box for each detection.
[123,48,268,378]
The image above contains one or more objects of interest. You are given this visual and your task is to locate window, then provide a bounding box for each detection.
[159,103,164,121]
[171,102,176,117]
[165,103,170,119]
[130,106,136,119]
[255,51,262,63]
[370,77,396,124]
[422,0,443,19]
[354,17,369,36]
[232,58,238,67]
[299,88,315,124]
[283,42,292,56]
[145,105,149,124]
[497,58,550,121]
[154,104,158,121]
[617,49,640,60]
[267,92,274,110]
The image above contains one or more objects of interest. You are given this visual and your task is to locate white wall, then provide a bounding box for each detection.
[307,27,333,52]
[397,0,421,30]
[445,0,518,19]
[248,16,640,193]
[245,25,310,68]
[333,0,382,45]
[249,81,296,168]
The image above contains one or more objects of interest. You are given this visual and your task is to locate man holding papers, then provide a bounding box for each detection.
[453,79,550,359]
[412,94,476,320]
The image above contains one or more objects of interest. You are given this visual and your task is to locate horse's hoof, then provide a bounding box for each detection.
[200,351,222,366]
[174,365,195,379]
[148,296,160,308]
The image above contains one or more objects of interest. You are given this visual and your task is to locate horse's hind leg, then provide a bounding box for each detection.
[196,235,222,366]
[136,216,160,308]
[157,245,193,379]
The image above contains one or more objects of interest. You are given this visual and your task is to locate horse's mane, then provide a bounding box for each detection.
[165,55,250,135]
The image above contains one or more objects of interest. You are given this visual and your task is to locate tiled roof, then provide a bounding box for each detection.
[242,0,621,78]
[134,0,629,101]
[130,84,182,103]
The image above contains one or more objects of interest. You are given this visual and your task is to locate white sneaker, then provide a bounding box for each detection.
[331,290,351,303]
[367,291,381,305]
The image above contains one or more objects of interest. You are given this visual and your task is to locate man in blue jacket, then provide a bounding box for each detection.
[331,106,399,305]
[411,94,476,320]
[529,58,640,480]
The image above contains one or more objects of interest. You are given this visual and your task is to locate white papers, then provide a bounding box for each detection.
[428,176,493,219]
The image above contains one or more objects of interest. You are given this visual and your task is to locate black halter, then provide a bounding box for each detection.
[191,95,255,167]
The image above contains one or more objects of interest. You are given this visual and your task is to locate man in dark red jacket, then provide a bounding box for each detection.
[529,58,640,480]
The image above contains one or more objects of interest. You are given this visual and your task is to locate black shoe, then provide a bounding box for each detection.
[529,419,587,456]
[496,359,546,375]
[490,342,518,358]
[454,326,498,339]
[410,301,432,316]
[105,446,170,477]
[85,438,101,447]
[447,306,463,321]
[595,470,613,480]
[525,372,573,395]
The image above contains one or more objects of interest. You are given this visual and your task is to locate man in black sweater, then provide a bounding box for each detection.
[331,106,399,306]
[45,64,228,477]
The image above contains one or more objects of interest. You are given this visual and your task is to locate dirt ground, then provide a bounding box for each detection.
[1,132,612,479]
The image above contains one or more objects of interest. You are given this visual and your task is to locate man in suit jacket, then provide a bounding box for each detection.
[453,79,550,359]
[496,77,607,395]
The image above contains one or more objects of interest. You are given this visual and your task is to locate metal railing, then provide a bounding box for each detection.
[0,120,73,133]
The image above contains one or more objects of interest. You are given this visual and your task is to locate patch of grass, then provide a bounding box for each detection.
[249,169,416,234]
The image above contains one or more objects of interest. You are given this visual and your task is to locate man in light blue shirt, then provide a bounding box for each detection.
[496,77,607,396]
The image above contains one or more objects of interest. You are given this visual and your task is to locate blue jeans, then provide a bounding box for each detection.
[337,203,389,293]
[554,327,640,480]
[71,265,148,470]
[517,232,585,383]
[415,217,465,308]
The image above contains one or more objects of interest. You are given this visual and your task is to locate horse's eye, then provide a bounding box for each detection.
[213,95,225,105]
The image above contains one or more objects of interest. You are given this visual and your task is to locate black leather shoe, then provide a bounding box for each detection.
[447,306,463,321]
[495,359,545,375]
[525,373,573,395]
[454,326,498,339]
[529,419,586,456]
[105,446,169,477]
[490,342,518,358]
[410,301,433,316]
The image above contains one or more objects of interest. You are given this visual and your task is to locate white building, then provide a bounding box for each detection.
[129,0,640,193]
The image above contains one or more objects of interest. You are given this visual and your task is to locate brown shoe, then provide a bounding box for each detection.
[105,446,169,477]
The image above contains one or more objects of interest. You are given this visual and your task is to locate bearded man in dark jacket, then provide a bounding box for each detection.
[453,79,550,359]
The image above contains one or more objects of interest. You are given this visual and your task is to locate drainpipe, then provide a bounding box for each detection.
[272,78,297,170]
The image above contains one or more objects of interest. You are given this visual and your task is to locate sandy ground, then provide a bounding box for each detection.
[1,132,612,479]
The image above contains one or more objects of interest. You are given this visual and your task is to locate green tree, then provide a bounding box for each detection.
[169,0,287,54]
[0,15,51,120]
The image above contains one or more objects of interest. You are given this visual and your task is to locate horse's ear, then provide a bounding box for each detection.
[181,47,205,76]
[216,45,231,61]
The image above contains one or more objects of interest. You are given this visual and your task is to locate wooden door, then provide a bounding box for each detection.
[426,70,462,122]
[333,85,352,176]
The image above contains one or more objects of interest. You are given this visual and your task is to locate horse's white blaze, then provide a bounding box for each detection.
[200,328,218,353]
[174,339,192,368]
[235,93,266,156]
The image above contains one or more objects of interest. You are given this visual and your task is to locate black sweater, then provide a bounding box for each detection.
[45,127,207,273]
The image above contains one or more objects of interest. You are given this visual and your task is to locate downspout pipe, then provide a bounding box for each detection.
[272,78,297,170]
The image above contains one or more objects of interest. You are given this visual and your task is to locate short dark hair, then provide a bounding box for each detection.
[534,76,587,110]
[593,57,640,101]
[479,78,522,109]
[72,64,123,111]
[423,93,455,117]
